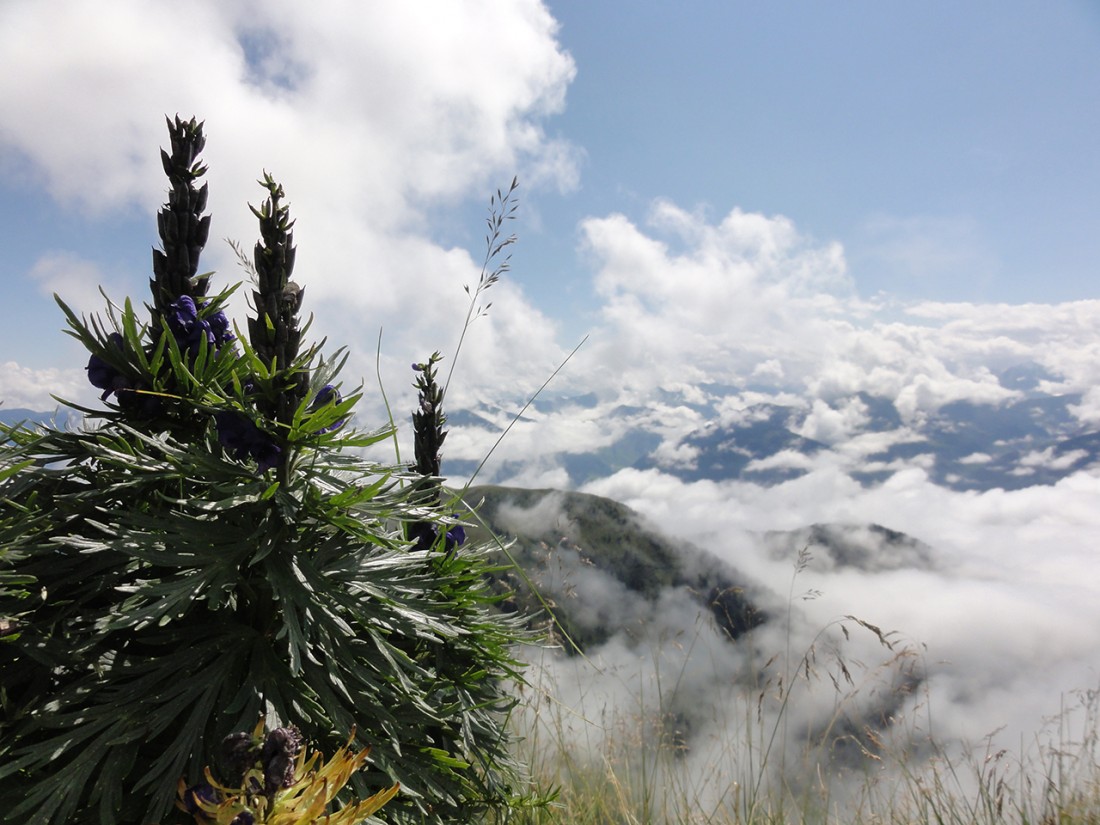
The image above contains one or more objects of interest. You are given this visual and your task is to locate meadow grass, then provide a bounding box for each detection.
[494,612,1100,825]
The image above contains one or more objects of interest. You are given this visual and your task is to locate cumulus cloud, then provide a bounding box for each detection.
[27,252,122,317]
[743,449,818,473]
[0,1,576,210]
[795,397,870,445]
[577,464,1100,745]
[0,362,89,411]
[580,201,853,393]
[1069,387,1100,426]
[566,201,1092,429]
[905,301,1100,407]
[959,452,994,465]
[0,0,578,426]
[436,197,1100,489]
[1018,447,1090,471]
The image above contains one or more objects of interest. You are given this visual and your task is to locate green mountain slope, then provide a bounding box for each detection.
[458,485,767,653]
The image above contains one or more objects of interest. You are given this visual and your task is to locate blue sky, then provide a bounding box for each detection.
[1,1,1099,406]
[529,2,1100,315]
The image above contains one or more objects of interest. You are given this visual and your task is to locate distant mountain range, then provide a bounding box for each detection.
[447,374,1097,492]
[14,359,1096,494]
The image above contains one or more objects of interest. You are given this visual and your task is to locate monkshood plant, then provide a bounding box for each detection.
[0,116,529,824]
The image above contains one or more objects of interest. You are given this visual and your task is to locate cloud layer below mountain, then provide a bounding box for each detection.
[506,467,1100,809]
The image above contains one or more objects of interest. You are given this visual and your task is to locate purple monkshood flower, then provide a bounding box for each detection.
[86,333,130,400]
[86,334,162,414]
[214,411,282,472]
[221,731,257,784]
[166,296,205,354]
[410,521,466,552]
[206,305,233,345]
[167,294,199,328]
[260,726,303,793]
[166,296,235,356]
[309,384,347,433]
[182,782,218,814]
[446,524,466,548]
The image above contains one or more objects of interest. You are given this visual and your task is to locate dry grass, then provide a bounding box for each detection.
[494,615,1100,825]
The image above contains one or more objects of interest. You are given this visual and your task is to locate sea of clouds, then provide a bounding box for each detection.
[493,460,1100,810]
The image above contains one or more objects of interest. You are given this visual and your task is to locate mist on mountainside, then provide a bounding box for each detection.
[461,486,931,799]
[460,481,1100,808]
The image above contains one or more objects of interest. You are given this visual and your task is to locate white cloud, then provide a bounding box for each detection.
[27,252,122,317]
[1069,386,1100,426]
[0,0,578,421]
[575,462,1100,765]
[0,1,576,212]
[0,362,89,411]
[959,452,993,465]
[496,460,573,491]
[906,301,1100,416]
[795,397,869,445]
[567,202,1076,430]
[834,428,924,461]
[581,202,853,394]
[652,440,700,471]
[752,358,785,380]
[1019,447,1089,471]
[437,192,1100,487]
[743,449,817,472]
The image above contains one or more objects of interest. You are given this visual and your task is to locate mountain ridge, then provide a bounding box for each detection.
[447,382,1098,492]
[458,484,934,655]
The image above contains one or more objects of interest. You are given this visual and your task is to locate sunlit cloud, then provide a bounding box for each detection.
[0,362,87,411]
[0,0,578,424]
[27,252,121,317]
